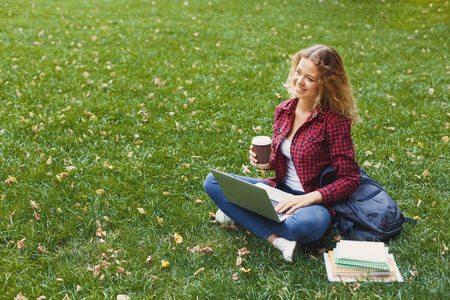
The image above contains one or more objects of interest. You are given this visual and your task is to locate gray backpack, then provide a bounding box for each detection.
[320,166,404,241]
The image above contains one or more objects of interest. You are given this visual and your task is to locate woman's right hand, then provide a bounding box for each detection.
[249,145,273,170]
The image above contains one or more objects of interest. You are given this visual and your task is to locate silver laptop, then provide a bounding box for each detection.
[211,169,293,222]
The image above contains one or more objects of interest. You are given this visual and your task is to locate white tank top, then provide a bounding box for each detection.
[280,138,304,192]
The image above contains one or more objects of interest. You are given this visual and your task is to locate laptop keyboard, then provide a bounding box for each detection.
[270,199,288,219]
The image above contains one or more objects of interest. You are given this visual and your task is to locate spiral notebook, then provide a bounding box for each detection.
[334,240,390,271]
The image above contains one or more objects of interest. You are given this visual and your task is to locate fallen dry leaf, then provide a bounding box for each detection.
[200,246,214,254]
[137,208,146,214]
[188,246,201,253]
[14,292,28,300]
[96,220,106,237]
[93,264,101,277]
[194,267,205,276]
[56,172,68,182]
[36,296,47,300]
[220,224,238,231]
[240,267,251,273]
[17,237,27,249]
[242,165,251,174]
[236,256,242,266]
[332,235,341,242]
[102,260,110,268]
[422,170,431,177]
[118,267,124,274]
[238,247,250,257]
[146,255,152,263]
[117,295,130,300]
[30,200,39,209]
[232,272,239,281]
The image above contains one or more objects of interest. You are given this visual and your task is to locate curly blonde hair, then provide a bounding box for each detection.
[285,45,359,125]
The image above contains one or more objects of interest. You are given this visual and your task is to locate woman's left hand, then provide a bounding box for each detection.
[275,191,323,215]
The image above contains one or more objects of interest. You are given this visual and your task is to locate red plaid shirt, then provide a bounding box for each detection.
[265,98,360,212]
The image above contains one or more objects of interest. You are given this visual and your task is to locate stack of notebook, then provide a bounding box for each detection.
[324,240,403,282]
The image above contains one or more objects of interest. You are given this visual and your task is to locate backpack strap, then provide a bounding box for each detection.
[319,165,337,188]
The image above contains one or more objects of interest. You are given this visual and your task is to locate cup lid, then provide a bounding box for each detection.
[252,136,272,145]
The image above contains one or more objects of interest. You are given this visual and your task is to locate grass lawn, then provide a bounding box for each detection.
[0,0,448,298]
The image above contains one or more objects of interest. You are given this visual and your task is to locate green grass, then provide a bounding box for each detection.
[0,0,448,298]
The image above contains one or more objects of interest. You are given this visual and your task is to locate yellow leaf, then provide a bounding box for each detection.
[127,152,133,158]
[5,176,18,186]
[417,142,423,147]
[137,208,146,214]
[240,267,251,273]
[422,170,431,177]
[161,260,169,267]
[157,216,164,223]
[173,233,183,244]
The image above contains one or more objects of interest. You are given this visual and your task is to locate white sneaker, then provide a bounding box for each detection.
[215,209,235,225]
[272,237,302,262]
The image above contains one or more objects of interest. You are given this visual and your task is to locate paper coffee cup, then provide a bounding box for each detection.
[252,136,272,166]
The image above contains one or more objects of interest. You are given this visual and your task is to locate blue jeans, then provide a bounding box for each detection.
[204,173,331,243]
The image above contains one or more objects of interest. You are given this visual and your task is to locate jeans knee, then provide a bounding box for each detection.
[203,173,216,195]
[287,209,331,242]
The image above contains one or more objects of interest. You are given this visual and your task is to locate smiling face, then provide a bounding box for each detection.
[292,58,320,104]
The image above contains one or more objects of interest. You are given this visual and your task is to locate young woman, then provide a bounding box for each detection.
[204,45,361,262]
